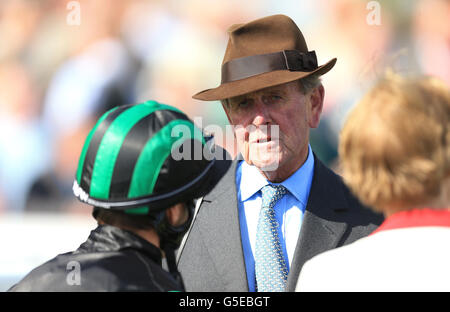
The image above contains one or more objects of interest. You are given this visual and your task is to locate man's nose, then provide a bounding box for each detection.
[252,100,271,126]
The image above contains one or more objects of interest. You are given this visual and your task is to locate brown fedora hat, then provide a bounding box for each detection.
[193,14,337,101]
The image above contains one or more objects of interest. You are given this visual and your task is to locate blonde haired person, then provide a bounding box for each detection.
[296,73,450,291]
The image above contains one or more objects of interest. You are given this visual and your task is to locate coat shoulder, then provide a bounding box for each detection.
[314,157,383,226]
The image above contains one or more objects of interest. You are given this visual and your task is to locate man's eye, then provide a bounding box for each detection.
[232,100,250,110]
[270,95,282,101]
[229,99,250,110]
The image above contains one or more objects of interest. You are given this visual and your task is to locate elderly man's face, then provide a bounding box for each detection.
[224,80,324,182]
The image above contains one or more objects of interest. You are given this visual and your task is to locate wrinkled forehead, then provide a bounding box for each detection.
[228,80,301,104]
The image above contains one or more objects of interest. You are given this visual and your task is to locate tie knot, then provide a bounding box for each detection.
[261,184,287,208]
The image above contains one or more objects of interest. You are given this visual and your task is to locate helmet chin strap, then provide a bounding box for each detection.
[157,200,194,287]
[163,245,185,289]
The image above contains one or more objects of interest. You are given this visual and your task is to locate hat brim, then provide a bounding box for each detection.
[193,58,336,101]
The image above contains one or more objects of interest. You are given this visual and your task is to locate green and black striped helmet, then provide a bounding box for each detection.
[73,100,220,215]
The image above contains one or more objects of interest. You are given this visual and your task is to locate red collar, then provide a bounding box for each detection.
[371,208,450,235]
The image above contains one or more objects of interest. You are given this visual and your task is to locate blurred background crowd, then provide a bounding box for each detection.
[0,0,449,215]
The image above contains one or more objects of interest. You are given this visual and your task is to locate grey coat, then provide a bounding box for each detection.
[177,155,383,291]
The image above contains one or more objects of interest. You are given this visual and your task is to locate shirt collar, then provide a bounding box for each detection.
[239,161,267,201]
[239,144,314,206]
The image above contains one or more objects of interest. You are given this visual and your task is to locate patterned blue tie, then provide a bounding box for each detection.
[255,184,288,292]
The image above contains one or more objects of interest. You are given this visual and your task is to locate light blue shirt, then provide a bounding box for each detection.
[236,145,315,292]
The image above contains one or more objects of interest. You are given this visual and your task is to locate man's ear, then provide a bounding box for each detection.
[221,100,238,141]
[221,100,233,124]
[308,84,324,128]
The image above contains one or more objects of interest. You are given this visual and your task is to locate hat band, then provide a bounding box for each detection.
[221,50,318,83]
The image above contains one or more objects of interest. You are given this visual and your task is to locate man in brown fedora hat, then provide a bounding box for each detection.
[177,14,383,292]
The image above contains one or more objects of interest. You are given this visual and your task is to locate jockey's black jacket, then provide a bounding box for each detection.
[8,225,184,292]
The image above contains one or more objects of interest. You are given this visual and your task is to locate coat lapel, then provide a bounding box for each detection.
[199,160,249,291]
[286,156,350,291]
